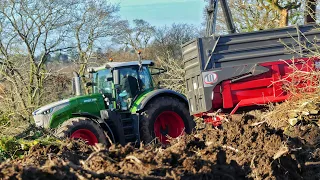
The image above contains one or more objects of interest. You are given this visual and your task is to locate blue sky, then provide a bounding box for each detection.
[109,0,206,27]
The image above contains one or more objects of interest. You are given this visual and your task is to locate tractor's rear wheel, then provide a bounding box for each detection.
[140,96,195,144]
[55,117,107,145]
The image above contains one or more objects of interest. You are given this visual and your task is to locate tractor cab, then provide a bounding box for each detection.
[88,60,155,111]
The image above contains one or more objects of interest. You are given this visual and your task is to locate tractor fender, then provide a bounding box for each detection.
[136,89,188,112]
[72,112,115,143]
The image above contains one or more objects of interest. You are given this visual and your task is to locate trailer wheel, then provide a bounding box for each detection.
[55,117,107,145]
[140,96,195,144]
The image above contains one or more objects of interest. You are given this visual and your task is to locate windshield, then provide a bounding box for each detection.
[118,66,153,97]
[92,69,112,95]
[119,67,139,99]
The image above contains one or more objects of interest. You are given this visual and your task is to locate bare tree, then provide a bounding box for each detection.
[153,23,200,60]
[305,0,317,24]
[0,0,74,118]
[267,0,301,27]
[217,0,303,32]
[70,0,121,77]
[151,24,200,94]
[113,19,155,57]
[0,0,123,118]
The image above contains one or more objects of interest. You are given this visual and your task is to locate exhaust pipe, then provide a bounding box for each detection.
[72,72,81,96]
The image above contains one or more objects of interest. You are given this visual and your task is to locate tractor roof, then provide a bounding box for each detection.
[89,60,154,72]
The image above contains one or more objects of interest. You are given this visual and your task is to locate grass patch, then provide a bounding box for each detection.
[0,121,61,162]
[0,135,61,162]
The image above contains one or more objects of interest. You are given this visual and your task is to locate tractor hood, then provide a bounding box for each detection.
[33,99,70,116]
[32,99,70,128]
[32,94,105,129]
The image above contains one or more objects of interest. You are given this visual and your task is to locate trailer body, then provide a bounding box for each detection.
[182,24,320,117]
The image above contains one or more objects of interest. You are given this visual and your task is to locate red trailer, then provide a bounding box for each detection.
[182,25,320,126]
[214,58,317,115]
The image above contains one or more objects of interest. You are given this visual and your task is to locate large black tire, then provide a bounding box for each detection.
[55,117,107,145]
[140,96,195,144]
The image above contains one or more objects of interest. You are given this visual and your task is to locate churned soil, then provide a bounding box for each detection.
[1,114,320,180]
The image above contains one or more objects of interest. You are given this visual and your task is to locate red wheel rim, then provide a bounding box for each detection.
[70,129,98,145]
[154,111,185,144]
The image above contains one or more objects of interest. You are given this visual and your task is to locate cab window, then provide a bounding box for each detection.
[119,67,139,98]
[93,69,112,95]
[139,66,153,90]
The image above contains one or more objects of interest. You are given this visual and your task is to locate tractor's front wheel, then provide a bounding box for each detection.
[140,96,195,144]
[55,117,107,145]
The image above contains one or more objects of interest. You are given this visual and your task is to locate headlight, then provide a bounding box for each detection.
[42,108,53,115]
[33,99,70,128]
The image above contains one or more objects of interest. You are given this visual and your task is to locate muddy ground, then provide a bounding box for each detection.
[1,114,320,180]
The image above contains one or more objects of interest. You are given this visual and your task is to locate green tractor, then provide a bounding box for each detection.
[32,60,195,145]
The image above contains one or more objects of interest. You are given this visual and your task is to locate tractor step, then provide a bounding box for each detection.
[122,117,132,124]
[124,134,135,140]
[123,125,133,130]
[121,116,137,144]
[105,110,140,145]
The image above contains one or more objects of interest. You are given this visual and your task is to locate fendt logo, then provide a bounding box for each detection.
[204,73,218,84]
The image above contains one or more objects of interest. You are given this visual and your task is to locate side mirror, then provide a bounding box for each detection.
[107,77,113,82]
[86,82,96,87]
[150,67,166,75]
[88,73,93,79]
[88,68,96,73]
[113,69,120,85]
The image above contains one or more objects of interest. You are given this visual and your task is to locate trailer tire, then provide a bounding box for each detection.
[140,96,195,144]
[55,117,107,145]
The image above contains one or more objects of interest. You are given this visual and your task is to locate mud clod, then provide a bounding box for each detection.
[1,114,320,179]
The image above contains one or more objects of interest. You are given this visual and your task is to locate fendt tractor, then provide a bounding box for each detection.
[33,0,320,145]
[32,59,195,145]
